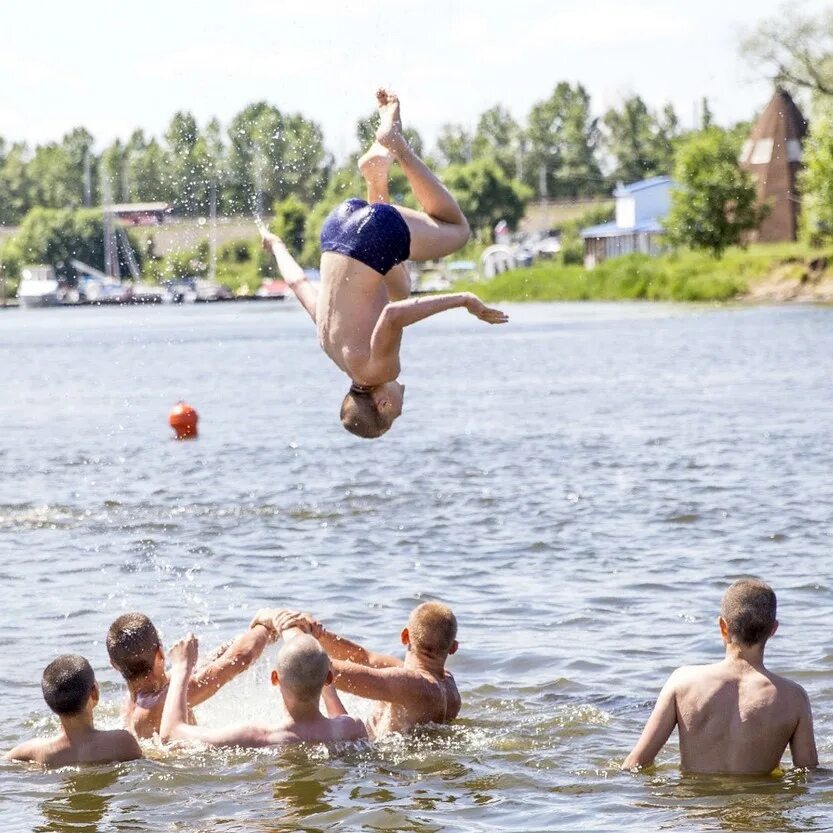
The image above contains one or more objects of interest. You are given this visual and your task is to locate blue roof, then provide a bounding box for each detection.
[613,175,673,197]
[581,218,666,239]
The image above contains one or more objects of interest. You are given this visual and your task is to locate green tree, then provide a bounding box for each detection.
[0,142,31,223]
[602,96,679,182]
[525,82,604,198]
[741,7,833,97]
[436,124,473,166]
[665,128,766,257]
[472,105,521,179]
[226,103,329,215]
[301,166,363,265]
[799,102,833,243]
[271,194,309,257]
[443,158,532,238]
[3,206,141,277]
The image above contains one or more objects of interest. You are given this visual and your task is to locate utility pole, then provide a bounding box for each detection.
[83,151,92,207]
[209,178,217,282]
[0,263,6,308]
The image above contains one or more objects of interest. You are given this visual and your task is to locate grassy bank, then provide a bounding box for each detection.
[452,244,833,303]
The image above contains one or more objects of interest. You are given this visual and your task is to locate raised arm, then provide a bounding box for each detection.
[160,634,276,747]
[789,687,818,769]
[187,618,275,706]
[299,615,402,669]
[622,672,679,770]
[330,660,420,705]
[258,223,318,324]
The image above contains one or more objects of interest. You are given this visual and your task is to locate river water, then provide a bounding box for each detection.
[1,301,831,832]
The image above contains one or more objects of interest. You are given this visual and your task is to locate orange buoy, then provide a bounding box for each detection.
[168,401,198,440]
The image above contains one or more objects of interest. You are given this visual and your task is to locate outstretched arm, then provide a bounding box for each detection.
[789,688,818,768]
[258,223,318,324]
[187,619,275,706]
[367,292,506,377]
[330,660,419,705]
[297,615,402,669]
[622,672,679,770]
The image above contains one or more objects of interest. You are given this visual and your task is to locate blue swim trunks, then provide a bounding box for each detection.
[320,198,411,276]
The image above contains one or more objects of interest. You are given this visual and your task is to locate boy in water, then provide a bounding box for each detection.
[260,89,508,438]
[107,611,276,738]
[5,655,141,766]
[160,614,367,747]
[266,602,460,738]
[622,579,818,774]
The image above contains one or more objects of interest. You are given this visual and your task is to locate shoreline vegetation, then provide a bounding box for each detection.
[452,244,833,304]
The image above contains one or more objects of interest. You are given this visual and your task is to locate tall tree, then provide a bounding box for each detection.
[741,7,833,97]
[443,158,532,238]
[799,100,833,244]
[436,124,473,166]
[665,128,765,257]
[525,82,604,198]
[602,96,679,182]
[226,103,329,216]
[0,143,31,223]
[472,105,521,179]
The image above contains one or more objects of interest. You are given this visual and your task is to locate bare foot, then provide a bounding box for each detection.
[358,141,393,181]
[375,88,408,156]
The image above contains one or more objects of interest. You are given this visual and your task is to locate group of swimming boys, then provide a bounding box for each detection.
[5,580,819,776]
[4,92,820,776]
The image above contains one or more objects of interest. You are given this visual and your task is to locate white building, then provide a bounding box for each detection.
[580,176,674,268]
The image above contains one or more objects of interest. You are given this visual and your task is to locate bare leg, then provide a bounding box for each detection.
[375,89,470,261]
[358,141,411,300]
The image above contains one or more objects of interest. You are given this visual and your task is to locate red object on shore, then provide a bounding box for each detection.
[168,401,198,440]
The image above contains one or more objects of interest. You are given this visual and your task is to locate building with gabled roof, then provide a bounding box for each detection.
[580,176,673,268]
[740,88,808,242]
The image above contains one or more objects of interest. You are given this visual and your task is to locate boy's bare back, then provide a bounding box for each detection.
[666,660,814,774]
[623,579,817,775]
[6,728,140,768]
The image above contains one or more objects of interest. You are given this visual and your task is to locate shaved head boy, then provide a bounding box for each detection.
[160,613,367,748]
[623,579,817,774]
[262,601,461,738]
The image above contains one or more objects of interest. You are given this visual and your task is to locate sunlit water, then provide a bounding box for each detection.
[1,301,832,833]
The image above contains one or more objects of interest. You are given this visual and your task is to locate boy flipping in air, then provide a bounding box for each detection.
[107,611,276,738]
[5,655,141,766]
[260,89,508,438]
[160,613,367,748]
[623,579,817,774]
[281,602,460,738]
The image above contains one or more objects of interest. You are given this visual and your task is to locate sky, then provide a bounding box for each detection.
[1,0,826,159]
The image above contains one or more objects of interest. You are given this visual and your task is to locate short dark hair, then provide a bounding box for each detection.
[340,389,390,439]
[42,655,96,716]
[107,613,162,680]
[720,579,777,646]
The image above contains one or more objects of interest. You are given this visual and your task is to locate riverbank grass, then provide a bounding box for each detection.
[451,244,833,303]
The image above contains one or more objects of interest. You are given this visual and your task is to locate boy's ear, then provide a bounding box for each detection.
[718,616,729,641]
[270,669,279,687]
[90,682,100,707]
[325,669,333,685]
[400,627,410,647]
[770,619,779,638]
[448,640,459,656]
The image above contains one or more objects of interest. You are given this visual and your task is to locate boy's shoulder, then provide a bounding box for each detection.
[91,728,143,761]
[328,714,368,742]
[5,736,53,764]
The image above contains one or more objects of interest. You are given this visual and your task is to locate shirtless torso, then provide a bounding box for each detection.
[365,666,461,738]
[5,727,141,767]
[623,656,817,774]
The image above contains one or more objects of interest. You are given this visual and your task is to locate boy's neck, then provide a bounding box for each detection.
[282,693,324,723]
[59,712,95,738]
[723,640,767,669]
[128,669,169,699]
[404,648,447,678]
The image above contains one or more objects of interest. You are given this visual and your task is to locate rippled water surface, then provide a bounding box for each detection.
[1,302,832,833]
